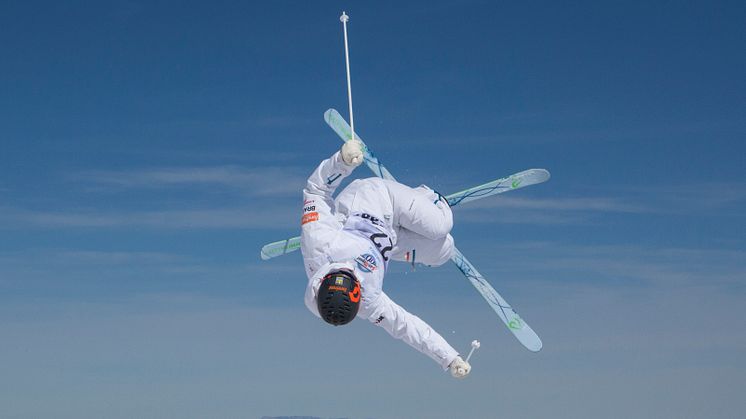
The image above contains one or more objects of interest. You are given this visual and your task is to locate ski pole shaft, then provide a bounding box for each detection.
[465,340,481,363]
[340,11,355,141]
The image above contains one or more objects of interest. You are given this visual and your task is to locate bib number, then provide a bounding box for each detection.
[369,232,393,262]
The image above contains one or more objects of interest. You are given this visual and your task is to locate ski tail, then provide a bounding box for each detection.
[260,237,301,260]
[451,248,543,352]
[324,108,397,181]
[446,169,550,206]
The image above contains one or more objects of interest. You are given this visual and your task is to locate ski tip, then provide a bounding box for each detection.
[323,108,339,121]
[513,322,543,352]
[534,168,551,181]
[260,243,279,260]
[527,340,543,352]
[520,333,543,352]
[521,168,550,184]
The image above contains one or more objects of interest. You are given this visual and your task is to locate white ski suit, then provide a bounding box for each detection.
[301,151,459,370]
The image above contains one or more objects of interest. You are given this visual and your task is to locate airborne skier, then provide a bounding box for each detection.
[301,139,472,378]
[260,12,547,377]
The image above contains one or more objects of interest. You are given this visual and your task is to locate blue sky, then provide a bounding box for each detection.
[1,1,745,418]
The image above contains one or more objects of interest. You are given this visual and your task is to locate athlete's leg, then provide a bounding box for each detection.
[384,180,453,240]
[390,228,455,267]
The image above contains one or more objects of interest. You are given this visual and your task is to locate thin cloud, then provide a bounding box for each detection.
[464,196,649,213]
[456,209,592,225]
[455,181,746,225]
[73,166,306,197]
[634,182,746,214]
[2,163,312,230]
[0,206,298,230]
[0,248,262,283]
[466,241,746,287]
[455,195,647,225]
[53,250,189,266]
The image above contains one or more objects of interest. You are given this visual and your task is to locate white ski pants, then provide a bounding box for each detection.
[336,178,455,267]
[386,181,454,266]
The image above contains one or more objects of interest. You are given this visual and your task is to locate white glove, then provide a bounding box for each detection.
[341,139,364,166]
[448,356,471,379]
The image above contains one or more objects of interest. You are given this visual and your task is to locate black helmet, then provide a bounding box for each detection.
[317,269,361,326]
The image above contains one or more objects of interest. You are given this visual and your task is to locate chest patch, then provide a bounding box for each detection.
[355,253,378,273]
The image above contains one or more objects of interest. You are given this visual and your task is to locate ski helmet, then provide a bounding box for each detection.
[316,269,361,326]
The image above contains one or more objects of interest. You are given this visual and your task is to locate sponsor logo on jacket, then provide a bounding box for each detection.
[301,212,319,225]
[302,199,316,214]
[326,173,341,185]
[355,253,378,273]
[355,212,385,227]
[301,199,318,225]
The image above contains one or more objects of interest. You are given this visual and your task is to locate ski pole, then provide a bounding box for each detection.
[340,11,355,142]
[465,340,481,363]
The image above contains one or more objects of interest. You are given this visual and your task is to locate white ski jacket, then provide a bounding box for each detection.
[301,151,458,370]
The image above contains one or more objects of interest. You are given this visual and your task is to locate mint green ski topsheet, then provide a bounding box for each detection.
[323,109,397,181]
[260,236,301,260]
[445,169,550,207]
[322,108,544,352]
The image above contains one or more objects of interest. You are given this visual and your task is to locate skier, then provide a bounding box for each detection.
[301,139,472,378]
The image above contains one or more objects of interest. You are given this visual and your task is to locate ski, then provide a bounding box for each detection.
[451,248,543,351]
[322,109,544,352]
[324,108,396,181]
[445,168,550,207]
[260,167,549,260]
[260,236,301,261]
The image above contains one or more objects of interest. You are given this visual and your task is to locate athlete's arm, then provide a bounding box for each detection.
[364,291,459,370]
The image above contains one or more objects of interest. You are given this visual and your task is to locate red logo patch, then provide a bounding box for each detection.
[301,212,319,225]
